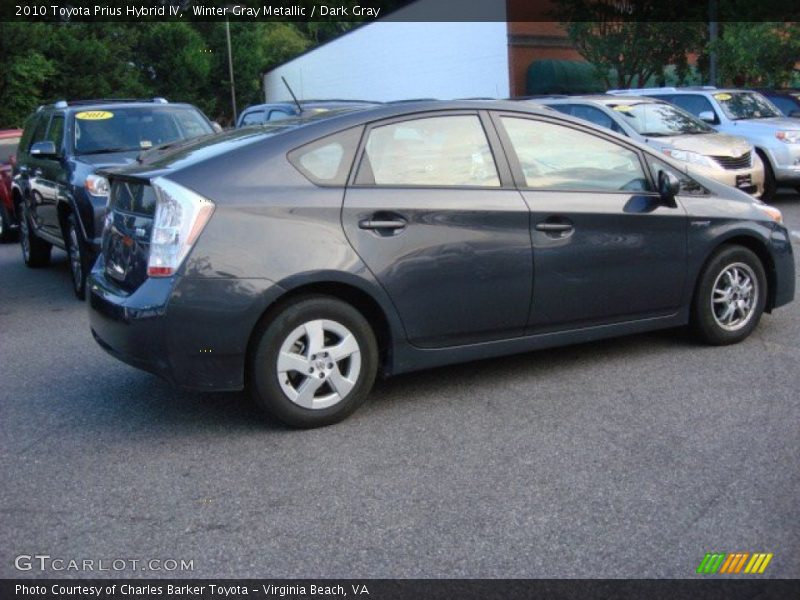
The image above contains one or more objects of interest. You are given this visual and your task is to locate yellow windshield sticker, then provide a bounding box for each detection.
[714,93,732,101]
[612,105,633,111]
[140,140,152,149]
[76,111,114,120]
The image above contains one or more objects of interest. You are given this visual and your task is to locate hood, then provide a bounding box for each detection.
[726,117,800,132]
[74,150,141,169]
[651,132,752,157]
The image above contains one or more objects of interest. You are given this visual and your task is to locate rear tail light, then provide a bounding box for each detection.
[147,177,215,277]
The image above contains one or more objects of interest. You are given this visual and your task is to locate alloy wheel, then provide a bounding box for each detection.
[276,319,362,410]
[711,262,759,332]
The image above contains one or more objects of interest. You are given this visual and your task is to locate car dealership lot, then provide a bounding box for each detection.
[1,192,799,579]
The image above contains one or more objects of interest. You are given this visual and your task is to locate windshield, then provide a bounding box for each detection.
[713,92,781,120]
[608,102,713,136]
[73,107,213,155]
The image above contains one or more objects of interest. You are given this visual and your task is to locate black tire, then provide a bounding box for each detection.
[757,150,776,201]
[66,213,91,300]
[19,201,51,268]
[249,296,379,428]
[691,245,767,346]
[0,203,14,242]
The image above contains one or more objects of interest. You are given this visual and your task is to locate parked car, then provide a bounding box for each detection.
[13,98,216,298]
[531,95,764,197]
[236,100,381,127]
[88,101,794,428]
[755,89,800,119]
[607,87,800,199]
[0,128,23,242]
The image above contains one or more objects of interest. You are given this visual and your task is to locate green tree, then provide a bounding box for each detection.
[553,1,705,89]
[711,22,800,86]
[138,22,213,111]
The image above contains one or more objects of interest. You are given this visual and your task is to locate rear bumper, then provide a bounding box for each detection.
[88,262,283,391]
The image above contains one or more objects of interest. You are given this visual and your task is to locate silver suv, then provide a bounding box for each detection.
[608,87,800,199]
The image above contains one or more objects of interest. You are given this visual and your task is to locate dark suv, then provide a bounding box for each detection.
[13,99,215,298]
[88,101,794,428]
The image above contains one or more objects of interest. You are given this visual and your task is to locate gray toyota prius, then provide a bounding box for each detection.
[88,101,795,428]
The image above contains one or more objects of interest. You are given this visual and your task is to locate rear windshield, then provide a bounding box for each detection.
[0,137,20,163]
[607,102,713,136]
[713,92,781,120]
[110,180,157,216]
[73,107,213,155]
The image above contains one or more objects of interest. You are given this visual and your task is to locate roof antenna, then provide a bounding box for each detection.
[282,77,303,114]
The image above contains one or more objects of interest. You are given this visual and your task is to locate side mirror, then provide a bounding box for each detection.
[658,170,680,203]
[211,121,223,133]
[698,110,716,124]
[30,141,57,157]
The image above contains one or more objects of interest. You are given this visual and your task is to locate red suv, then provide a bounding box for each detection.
[0,128,23,242]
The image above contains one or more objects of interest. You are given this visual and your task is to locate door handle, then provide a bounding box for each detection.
[358,218,407,231]
[535,222,573,232]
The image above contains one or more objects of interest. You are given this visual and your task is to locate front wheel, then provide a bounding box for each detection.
[757,150,776,201]
[692,245,767,345]
[249,296,379,428]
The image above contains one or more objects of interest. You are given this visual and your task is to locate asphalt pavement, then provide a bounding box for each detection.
[1,191,799,579]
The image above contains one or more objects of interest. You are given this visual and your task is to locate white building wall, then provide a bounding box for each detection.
[263,10,510,102]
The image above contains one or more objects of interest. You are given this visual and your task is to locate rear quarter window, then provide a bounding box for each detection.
[287,127,363,186]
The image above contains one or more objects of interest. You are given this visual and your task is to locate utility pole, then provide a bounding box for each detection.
[225,15,237,125]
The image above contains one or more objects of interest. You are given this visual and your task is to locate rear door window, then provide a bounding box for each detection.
[0,137,20,163]
[355,115,500,187]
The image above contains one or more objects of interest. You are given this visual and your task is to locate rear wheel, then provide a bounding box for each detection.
[19,202,51,267]
[66,213,91,300]
[692,245,767,345]
[249,296,378,428]
[757,150,776,201]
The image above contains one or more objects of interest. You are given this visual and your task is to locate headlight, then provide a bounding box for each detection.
[85,174,110,197]
[755,204,783,224]
[775,130,800,144]
[662,148,715,168]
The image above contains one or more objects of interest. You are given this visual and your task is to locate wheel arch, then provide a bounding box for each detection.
[245,277,399,379]
[694,233,777,313]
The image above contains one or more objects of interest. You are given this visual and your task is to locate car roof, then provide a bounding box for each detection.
[243,100,381,112]
[534,95,662,106]
[37,101,201,114]
[0,128,23,138]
